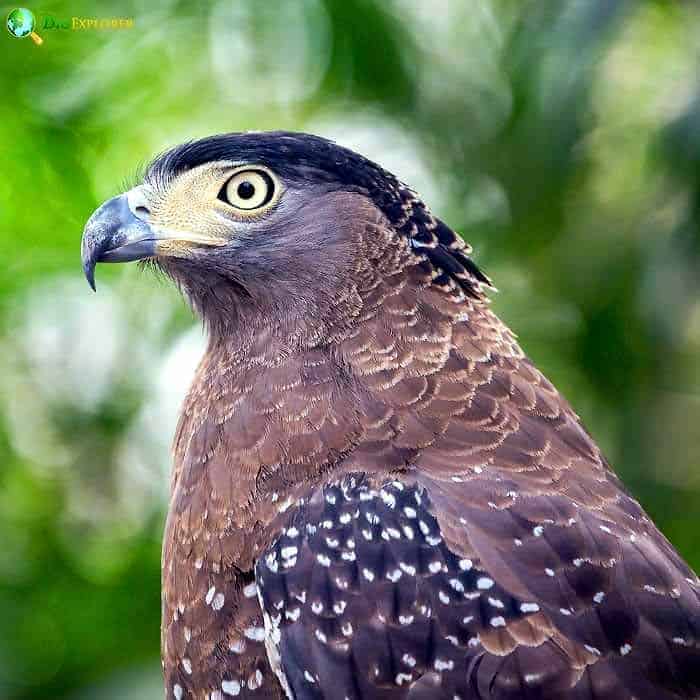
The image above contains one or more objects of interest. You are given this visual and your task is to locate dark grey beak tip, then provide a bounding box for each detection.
[81,220,106,292]
[84,261,97,292]
[81,230,99,291]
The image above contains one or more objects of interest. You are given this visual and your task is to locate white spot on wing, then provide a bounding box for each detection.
[222,679,241,696]
[247,669,263,690]
[386,568,402,582]
[243,582,258,598]
[244,627,266,641]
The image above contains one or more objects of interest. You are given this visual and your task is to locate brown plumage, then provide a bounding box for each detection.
[81,132,700,699]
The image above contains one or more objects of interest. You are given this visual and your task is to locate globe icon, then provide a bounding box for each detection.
[7,7,36,38]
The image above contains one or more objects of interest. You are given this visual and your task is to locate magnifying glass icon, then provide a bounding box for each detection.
[7,8,44,45]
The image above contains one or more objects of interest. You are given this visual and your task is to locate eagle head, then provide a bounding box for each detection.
[81,131,489,337]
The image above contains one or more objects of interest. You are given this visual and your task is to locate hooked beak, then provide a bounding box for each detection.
[81,192,157,291]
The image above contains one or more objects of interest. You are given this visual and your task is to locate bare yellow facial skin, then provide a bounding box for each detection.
[140,162,282,258]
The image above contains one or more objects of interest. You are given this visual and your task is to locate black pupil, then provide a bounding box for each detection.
[237,180,255,200]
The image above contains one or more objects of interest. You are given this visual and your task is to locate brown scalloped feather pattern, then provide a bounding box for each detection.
[161,210,700,699]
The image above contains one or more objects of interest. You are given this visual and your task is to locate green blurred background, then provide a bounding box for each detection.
[1,0,699,697]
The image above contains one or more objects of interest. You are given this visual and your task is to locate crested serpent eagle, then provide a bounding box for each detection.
[81,132,700,699]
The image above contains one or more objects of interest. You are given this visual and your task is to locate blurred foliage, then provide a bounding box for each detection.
[1,0,700,697]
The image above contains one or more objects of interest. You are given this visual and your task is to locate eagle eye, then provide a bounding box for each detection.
[219,169,275,211]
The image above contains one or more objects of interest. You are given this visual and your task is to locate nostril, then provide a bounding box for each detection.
[126,186,152,222]
[134,205,151,220]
